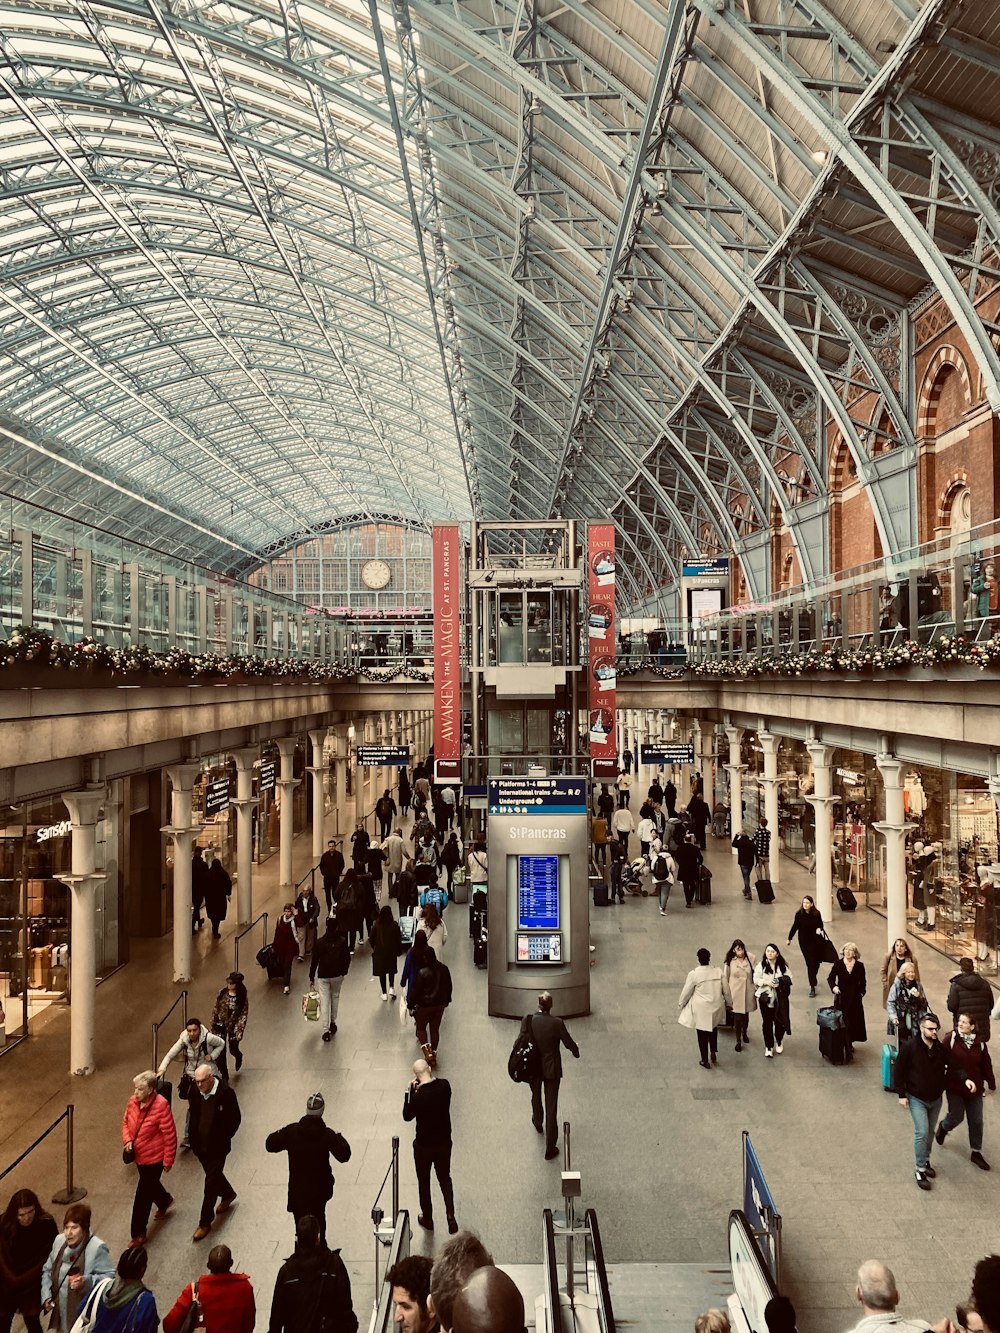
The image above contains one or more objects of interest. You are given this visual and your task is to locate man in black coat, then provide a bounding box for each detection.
[188,1064,242,1240]
[519,991,579,1160]
[268,1214,357,1333]
[265,1092,351,1244]
[319,839,344,915]
[192,847,211,932]
[947,956,994,1041]
[663,779,677,817]
[895,1011,949,1190]
[403,1059,457,1234]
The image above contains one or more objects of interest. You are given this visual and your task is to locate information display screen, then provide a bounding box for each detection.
[517,855,560,930]
[516,932,562,964]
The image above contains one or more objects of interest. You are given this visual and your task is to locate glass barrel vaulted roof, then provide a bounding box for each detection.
[0,0,998,603]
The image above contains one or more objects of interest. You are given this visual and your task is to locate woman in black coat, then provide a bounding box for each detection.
[674,835,703,908]
[0,1189,58,1333]
[787,895,826,996]
[828,942,867,1061]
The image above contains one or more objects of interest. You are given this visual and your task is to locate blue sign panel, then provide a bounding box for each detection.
[517,855,560,930]
[357,744,410,767]
[742,1132,781,1283]
[682,557,730,579]
[487,776,588,816]
[641,743,695,765]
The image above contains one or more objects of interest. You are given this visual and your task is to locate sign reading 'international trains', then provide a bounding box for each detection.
[487,776,588,816]
[357,745,410,767]
[641,743,695,765]
[204,778,231,815]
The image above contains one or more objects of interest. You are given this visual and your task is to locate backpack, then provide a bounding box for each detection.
[330,935,351,975]
[507,1015,541,1084]
[652,853,670,881]
[414,961,450,1008]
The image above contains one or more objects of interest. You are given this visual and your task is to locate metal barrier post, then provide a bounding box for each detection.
[391,1135,399,1223]
[151,990,189,1070]
[233,912,269,974]
[51,1106,87,1205]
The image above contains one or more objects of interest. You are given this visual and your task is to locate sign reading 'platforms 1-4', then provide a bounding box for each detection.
[433,524,461,783]
[641,743,695,766]
[357,745,410,767]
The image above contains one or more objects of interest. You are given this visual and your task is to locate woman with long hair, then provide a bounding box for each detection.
[881,937,920,1007]
[0,1189,57,1333]
[370,904,402,1001]
[753,944,793,1058]
[786,895,826,996]
[828,942,867,1062]
[722,940,756,1052]
[211,972,249,1075]
[419,902,447,959]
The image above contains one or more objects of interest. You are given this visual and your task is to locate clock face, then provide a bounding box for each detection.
[361,559,392,590]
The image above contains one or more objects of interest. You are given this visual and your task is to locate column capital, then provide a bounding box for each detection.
[231,747,260,772]
[874,752,906,788]
[805,741,834,768]
[724,724,742,744]
[276,777,301,792]
[873,819,917,840]
[165,762,201,790]
[308,727,328,749]
[757,730,780,757]
[162,823,199,841]
[724,762,747,776]
[61,789,105,826]
[275,736,299,758]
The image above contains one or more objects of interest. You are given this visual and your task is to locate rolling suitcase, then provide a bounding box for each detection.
[473,931,488,968]
[755,878,775,904]
[819,1024,848,1065]
[593,877,610,906]
[698,867,712,905]
[837,886,858,911]
[881,1038,897,1092]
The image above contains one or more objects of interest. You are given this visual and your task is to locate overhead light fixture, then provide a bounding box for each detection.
[651,199,662,216]
[811,149,828,165]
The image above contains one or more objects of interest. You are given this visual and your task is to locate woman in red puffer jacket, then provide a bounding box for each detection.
[121,1071,177,1246]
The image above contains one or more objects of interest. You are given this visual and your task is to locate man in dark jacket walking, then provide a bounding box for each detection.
[265,1092,351,1244]
[520,991,580,1160]
[895,1012,949,1190]
[319,839,344,916]
[732,832,756,900]
[268,1215,356,1333]
[188,1065,242,1240]
[947,956,994,1041]
[403,1058,457,1235]
[309,923,351,1041]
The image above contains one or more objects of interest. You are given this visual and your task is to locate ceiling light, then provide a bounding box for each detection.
[811,149,828,165]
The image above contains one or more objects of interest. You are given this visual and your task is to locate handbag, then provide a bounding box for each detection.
[678,999,696,1029]
[398,992,411,1027]
[452,867,466,886]
[508,1015,541,1083]
[178,1072,193,1099]
[123,1100,153,1164]
[175,1280,202,1333]
[67,1279,112,1333]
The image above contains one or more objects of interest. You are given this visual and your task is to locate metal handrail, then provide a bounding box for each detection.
[585,1209,616,1333]
[542,1209,561,1333]
[151,989,188,1069]
[370,1137,402,1314]
[0,1105,86,1205]
[233,911,268,974]
[369,1209,410,1331]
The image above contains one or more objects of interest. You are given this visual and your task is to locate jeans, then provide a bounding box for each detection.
[196,1151,236,1228]
[760,1005,786,1051]
[940,1090,984,1151]
[906,1094,942,1170]
[697,1028,718,1063]
[315,976,344,1032]
[530,1076,561,1153]
[740,864,752,895]
[131,1160,171,1238]
[415,1004,446,1051]
[413,1140,455,1221]
[657,880,671,910]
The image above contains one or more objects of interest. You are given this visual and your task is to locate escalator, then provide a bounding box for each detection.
[540,1206,615,1333]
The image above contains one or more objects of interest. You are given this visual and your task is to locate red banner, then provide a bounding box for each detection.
[433,525,462,781]
[587,523,617,780]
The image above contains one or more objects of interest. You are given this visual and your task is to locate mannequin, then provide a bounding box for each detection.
[911,840,938,930]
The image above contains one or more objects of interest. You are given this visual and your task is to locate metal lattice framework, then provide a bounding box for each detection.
[0,0,998,598]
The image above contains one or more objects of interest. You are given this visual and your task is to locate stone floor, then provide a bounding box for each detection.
[1,815,995,1333]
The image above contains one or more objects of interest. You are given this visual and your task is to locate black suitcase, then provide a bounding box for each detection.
[156,1076,173,1107]
[473,934,488,968]
[756,879,775,904]
[593,878,610,906]
[698,869,712,905]
[819,1024,848,1065]
[837,886,858,911]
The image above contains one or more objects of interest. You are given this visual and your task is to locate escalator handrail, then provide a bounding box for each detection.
[368,1210,411,1333]
[584,1209,616,1333]
[542,1208,561,1333]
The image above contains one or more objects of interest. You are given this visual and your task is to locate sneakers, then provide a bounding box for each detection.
[388,990,396,1000]
[380,993,389,1002]
[924,1164,937,1179]
[808,987,817,997]
[972,1152,992,1171]
[283,987,290,995]
[765,1049,774,1058]
[935,1126,947,1146]
[774,1043,784,1054]
[153,1195,174,1221]
[915,1170,931,1191]
[322,1030,332,1042]
[659,909,667,916]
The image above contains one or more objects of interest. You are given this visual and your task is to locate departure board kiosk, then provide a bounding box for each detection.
[487,774,591,1018]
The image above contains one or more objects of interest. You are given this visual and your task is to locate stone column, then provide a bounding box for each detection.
[61,789,106,1076]
[331,724,352,839]
[163,763,201,982]
[308,728,328,863]
[758,729,781,886]
[724,724,745,843]
[351,720,364,828]
[231,748,258,925]
[678,718,693,808]
[874,752,915,949]
[276,737,300,891]
[699,724,716,807]
[805,741,836,923]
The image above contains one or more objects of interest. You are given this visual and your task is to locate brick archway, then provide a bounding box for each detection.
[938,471,972,534]
[918,345,972,435]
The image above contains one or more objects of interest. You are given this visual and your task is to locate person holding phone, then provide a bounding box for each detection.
[40,1205,114,1332]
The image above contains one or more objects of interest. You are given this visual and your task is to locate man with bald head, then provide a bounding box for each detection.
[451,1267,526,1333]
[187,1063,241,1242]
[845,1260,933,1333]
[403,1058,457,1234]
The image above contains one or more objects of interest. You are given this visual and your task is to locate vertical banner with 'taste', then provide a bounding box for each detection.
[587,522,618,780]
[432,524,462,782]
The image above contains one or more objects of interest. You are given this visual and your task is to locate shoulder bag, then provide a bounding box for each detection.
[175,1281,202,1333]
[123,1100,153,1165]
[508,1015,541,1083]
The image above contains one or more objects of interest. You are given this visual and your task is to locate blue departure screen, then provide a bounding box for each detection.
[517,855,560,930]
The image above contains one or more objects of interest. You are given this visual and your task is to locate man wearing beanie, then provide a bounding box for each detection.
[265,1093,351,1244]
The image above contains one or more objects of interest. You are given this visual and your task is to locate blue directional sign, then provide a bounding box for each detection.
[487,776,588,816]
[357,744,410,767]
[641,743,695,765]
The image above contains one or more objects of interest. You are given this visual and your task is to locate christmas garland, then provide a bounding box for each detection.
[0,629,434,684]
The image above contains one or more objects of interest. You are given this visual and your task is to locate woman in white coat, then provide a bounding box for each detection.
[679,948,732,1069]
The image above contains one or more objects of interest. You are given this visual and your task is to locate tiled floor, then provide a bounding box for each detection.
[0,816,993,1333]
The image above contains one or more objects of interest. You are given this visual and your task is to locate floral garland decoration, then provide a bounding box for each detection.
[0,629,434,685]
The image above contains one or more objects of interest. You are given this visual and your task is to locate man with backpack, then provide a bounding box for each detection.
[412,950,453,1067]
[650,839,677,915]
[268,1215,357,1333]
[309,921,352,1041]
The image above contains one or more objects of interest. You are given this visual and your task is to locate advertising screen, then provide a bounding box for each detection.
[516,933,562,964]
[517,854,560,930]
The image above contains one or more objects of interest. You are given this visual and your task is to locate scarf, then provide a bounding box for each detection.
[102,1279,146,1312]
